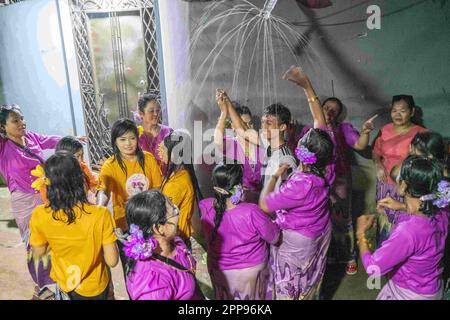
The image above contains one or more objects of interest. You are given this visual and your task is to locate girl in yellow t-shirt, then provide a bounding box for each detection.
[97,118,163,233]
[158,130,203,243]
[29,152,119,300]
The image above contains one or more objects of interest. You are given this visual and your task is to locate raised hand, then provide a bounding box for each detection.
[377,196,405,211]
[356,214,376,237]
[215,89,228,114]
[282,65,311,89]
[361,114,378,134]
[273,164,290,179]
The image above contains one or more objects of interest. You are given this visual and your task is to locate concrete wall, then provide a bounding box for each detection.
[0,0,84,138]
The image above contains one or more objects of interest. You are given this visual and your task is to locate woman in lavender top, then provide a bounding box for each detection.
[124,189,204,300]
[214,94,264,203]
[357,155,449,300]
[200,164,280,300]
[259,67,337,300]
[137,93,173,174]
[0,104,61,299]
[298,98,377,275]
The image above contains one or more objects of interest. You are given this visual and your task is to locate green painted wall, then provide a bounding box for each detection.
[357,0,450,136]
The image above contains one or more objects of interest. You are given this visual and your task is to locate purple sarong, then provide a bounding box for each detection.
[208,262,270,300]
[10,191,54,290]
[377,279,443,300]
[268,225,332,300]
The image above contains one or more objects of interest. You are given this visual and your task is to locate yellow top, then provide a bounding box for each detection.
[29,203,117,297]
[161,169,195,240]
[98,151,163,231]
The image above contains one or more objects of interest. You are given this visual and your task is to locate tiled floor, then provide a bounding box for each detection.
[0,187,380,300]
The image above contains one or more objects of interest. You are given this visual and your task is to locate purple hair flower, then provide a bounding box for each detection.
[295,145,317,165]
[433,180,450,209]
[230,184,244,205]
[123,224,158,260]
[132,110,143,125]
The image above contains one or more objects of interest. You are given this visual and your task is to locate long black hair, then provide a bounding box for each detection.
[411,132,448,169]
[298,128,334,185]
[161,130,203,204]
[399,155,445,216]
[110,118,146,176]
[124,189,168,275]
[44,151,89,224]
[211,163,243,240]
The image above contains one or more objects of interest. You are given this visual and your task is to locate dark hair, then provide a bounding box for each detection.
[322,97,344,118]
[411,132,447,167]
[298,128,334,184]
[211,163,243,240]
[0,104,22,135]
[44,151,89,225]
[399,155,445,216]
[263,103,291,126]
[161,130,203,204]
[124,189,168,275]
[55,136,83,155]
[110,119,146,176]
[235,106,252,117]
[137,93,160,113]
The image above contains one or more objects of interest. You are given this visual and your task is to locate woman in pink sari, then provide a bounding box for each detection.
[372,95,427,245]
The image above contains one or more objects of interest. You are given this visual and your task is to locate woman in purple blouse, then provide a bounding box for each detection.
[357,155,449,300]
[124,189,204,300]
[200,163,280,300]
[0,104,61,299]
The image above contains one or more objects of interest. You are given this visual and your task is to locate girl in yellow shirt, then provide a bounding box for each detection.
[29,152,119,300]
[97,119,163,233]
[158,130,203,243]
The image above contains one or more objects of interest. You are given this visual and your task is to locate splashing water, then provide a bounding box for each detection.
[261,0,278,19]
[185,0,324,113]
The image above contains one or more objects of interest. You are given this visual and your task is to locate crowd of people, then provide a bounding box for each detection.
[0,66,449,300]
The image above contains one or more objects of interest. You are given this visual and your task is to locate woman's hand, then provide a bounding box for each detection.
[356,214,376,239]
[273,164,290,179]
[215,89,228,114]
[361,114,378,135]
[282,66,311,89]
[377,196,406,211]
[77,136,88,143]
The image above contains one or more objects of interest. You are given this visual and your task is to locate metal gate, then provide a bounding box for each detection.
[69,0,160,164]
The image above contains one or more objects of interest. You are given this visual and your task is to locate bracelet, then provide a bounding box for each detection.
[307,96,319,103]
[356,236,368,245]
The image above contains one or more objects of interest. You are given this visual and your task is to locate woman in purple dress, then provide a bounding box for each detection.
[357,155,449,300]
[259,67,337,300]
[0,104,61,299]
[137,93,173,174]
[200,164,280,300]
[298,98,377,275]
[214,94,264,203]
[124,189,204,300]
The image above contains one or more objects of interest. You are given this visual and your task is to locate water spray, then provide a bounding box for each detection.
[261,0,278,19]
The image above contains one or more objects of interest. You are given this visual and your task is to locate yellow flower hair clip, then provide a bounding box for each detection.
[137,125,144,137]
[31,164,50,191]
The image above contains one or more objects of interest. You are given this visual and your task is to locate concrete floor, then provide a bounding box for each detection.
[0,187,380,300]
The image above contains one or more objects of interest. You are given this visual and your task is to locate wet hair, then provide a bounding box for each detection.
[263,103,291,126]
[411,132,447,167]
[137,93,160,113]
[161,130,203,204]
[235,106,252,118]
[322,97,344,118]
[44,151,89,225]
[399,155,445,216]
[298,128,334,184]
[110,118,146,176]
[0,104,22,135]
[124,189,168,275]
[56,136,83,155]
[392,95,415,111]
[211,163,243,240]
